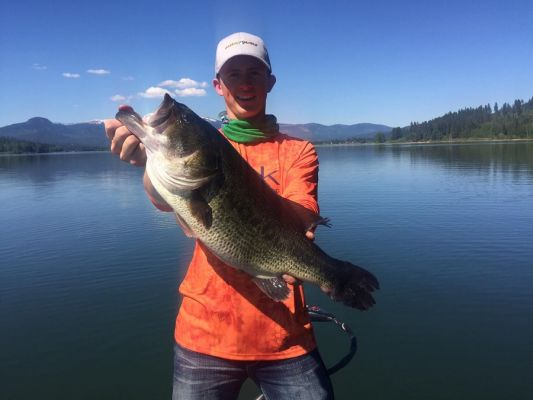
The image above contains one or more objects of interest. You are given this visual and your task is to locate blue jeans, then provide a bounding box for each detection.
[172,344,334,400]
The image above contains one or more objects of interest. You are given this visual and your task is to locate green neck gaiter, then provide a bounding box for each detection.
[222,115,279,144]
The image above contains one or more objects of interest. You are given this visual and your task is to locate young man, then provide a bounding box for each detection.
[105,32,333,400]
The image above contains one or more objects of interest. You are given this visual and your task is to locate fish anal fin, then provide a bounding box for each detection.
[252,277,290,301]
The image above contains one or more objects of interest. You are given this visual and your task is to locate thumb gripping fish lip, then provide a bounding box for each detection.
[118,105,134,113]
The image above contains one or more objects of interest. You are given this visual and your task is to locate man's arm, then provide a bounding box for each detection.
[281,141,320,283]
[283,141,320,238]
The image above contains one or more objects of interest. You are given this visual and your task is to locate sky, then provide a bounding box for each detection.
[1,0,532,128]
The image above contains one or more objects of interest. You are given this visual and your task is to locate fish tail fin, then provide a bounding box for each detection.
[329,261,380,310]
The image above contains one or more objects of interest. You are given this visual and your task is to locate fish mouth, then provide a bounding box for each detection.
[115,94,178,153]
[116,105,144,128]
[146,94,177,131]
[115,104,147,142]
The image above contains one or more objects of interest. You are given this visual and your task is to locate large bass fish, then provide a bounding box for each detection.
[116,94,379,310]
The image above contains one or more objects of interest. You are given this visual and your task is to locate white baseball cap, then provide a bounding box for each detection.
[215,32,271,74]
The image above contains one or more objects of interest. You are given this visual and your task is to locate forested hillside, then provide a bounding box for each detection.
[0,137,104,154]
[0,137,67,153]
[390,97,533,142]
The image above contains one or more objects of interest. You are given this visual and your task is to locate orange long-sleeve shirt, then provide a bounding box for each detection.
[151,132,320,360]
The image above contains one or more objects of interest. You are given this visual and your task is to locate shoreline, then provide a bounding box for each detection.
[314,138,533,147]
[2,138,533,154]
[0,150,110,157]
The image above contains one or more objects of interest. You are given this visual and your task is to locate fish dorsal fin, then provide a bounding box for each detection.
[252,277,290,301]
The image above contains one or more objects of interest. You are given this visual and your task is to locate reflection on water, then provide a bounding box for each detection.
[1,144,532,400]
[0,152,132,185]
[319,141,533,176]
[400,142,533,177]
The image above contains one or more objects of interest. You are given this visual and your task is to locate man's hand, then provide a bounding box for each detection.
[105,113,172,211]
[282,230,315,285]
[104,119,147,166]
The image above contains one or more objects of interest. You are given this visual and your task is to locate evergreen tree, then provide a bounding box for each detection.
[385,96,532,142]
[375,132,386,143]
[391,127,402,141]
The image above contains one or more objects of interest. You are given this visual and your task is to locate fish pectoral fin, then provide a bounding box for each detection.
[252,277,290,301]
[189,191,213,229]
[174,213,196,238]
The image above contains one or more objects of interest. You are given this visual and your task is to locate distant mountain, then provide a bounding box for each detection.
[279,122,392,142]
[204,117,223,129]
[0,117,391,149]
[0,117,107,148]
[208,120,391,141]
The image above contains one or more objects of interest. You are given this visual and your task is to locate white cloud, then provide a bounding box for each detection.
[121,76,134,81]
[159,78,208,89]
[175,88,207,97]
[110,94,126,102]
[32,63,47,70]
[87,69,110,75]
[62,72,80,78]
[136,77,208,100]
[138,86,171,98]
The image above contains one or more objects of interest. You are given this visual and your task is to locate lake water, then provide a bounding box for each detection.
[1,143,532,400]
